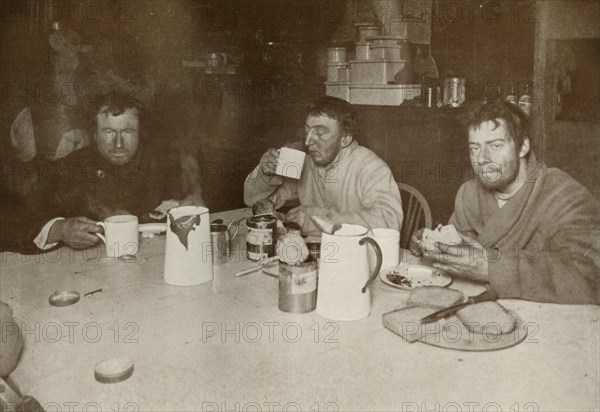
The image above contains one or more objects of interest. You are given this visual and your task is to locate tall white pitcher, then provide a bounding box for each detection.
[164,206,213,286]
[316,224,382,321]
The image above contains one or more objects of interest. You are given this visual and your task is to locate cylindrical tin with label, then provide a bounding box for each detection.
[278,261,318,313]
[246,215,277,261]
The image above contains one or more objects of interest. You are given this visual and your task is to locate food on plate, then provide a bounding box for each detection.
[387,273,412,287]
[386,265,410,286]
[276,232,309,265]
[407,286,464,309]
[421,224,462,250]
[456,301,516,335]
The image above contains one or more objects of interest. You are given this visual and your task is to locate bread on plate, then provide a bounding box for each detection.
[407,286,464,309]
[456,301,516,335]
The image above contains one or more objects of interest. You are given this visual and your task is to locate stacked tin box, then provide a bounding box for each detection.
[326,21,421,106]
[325,47,351,101]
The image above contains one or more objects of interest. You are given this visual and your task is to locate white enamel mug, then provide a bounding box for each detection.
[96,215,139,258]
[275,147,306,180]
[368,228,400,273]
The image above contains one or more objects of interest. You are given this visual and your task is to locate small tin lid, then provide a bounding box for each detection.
[248,214,277,223]
[49,291,80,307]
[95,356,134,384]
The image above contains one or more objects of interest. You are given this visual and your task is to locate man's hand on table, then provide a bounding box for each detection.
[260,148,280,176]
[47,217,103,249]
[423,233,490,283]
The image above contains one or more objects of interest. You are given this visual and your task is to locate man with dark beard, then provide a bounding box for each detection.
[412,101,599,304]
[27,93,204,250]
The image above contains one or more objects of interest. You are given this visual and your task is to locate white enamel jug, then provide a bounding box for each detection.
[164,206,213,286]
[316,224,382,321]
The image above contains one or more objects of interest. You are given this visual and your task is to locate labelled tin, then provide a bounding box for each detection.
[49,290,80,307]
[278,261,318,313]
[246,215,277,261]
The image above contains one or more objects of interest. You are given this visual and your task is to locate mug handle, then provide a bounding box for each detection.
[227,220,240,240]
[359,237,382,294]
[96,222,106,243]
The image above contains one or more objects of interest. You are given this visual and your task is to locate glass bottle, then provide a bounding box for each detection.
[505,84,518,105]
[518,83,532,115]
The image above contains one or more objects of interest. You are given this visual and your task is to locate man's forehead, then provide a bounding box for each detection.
[305,114,338,127]
[468,119,509,142]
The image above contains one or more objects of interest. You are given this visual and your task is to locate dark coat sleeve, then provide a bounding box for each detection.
[488,186,600,305]
[0,186,51,254]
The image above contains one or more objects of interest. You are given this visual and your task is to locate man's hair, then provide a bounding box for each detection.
[461,100,531,153]
[90,92,145,131]
[307,96,357,137]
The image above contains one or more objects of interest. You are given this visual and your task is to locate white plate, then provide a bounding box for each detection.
[379,264,452,291]
[138,223,167,234]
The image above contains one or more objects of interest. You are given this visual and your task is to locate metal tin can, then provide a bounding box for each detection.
[278,261,318,313]
[443,77,466,107]
[246,215,277,261]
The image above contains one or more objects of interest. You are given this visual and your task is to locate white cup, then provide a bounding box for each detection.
[276,147,306,180]
[96,215,139,258]
[368,228,400,273]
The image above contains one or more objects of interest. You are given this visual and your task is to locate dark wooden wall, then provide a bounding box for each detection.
[355,106,468,224]
[431,0,535,100]
[532,0,600,200]
[2,0,553,220]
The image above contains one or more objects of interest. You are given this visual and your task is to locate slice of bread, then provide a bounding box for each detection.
[383,306,441,343]
[456,301,516,335]
[407,286,464,309]
[422,224,462,251]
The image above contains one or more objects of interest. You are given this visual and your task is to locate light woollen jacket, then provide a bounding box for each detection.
[244,141,403,236]
[450,153,600,304]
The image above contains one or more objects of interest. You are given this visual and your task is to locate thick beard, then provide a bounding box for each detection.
[310,143,342,168]
[478,160,520,192]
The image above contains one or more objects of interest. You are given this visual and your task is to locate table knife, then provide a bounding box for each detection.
[420,288,498,324]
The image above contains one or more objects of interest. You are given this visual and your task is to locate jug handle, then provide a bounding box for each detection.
[360,237,382,293]
[227,220,240,240]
